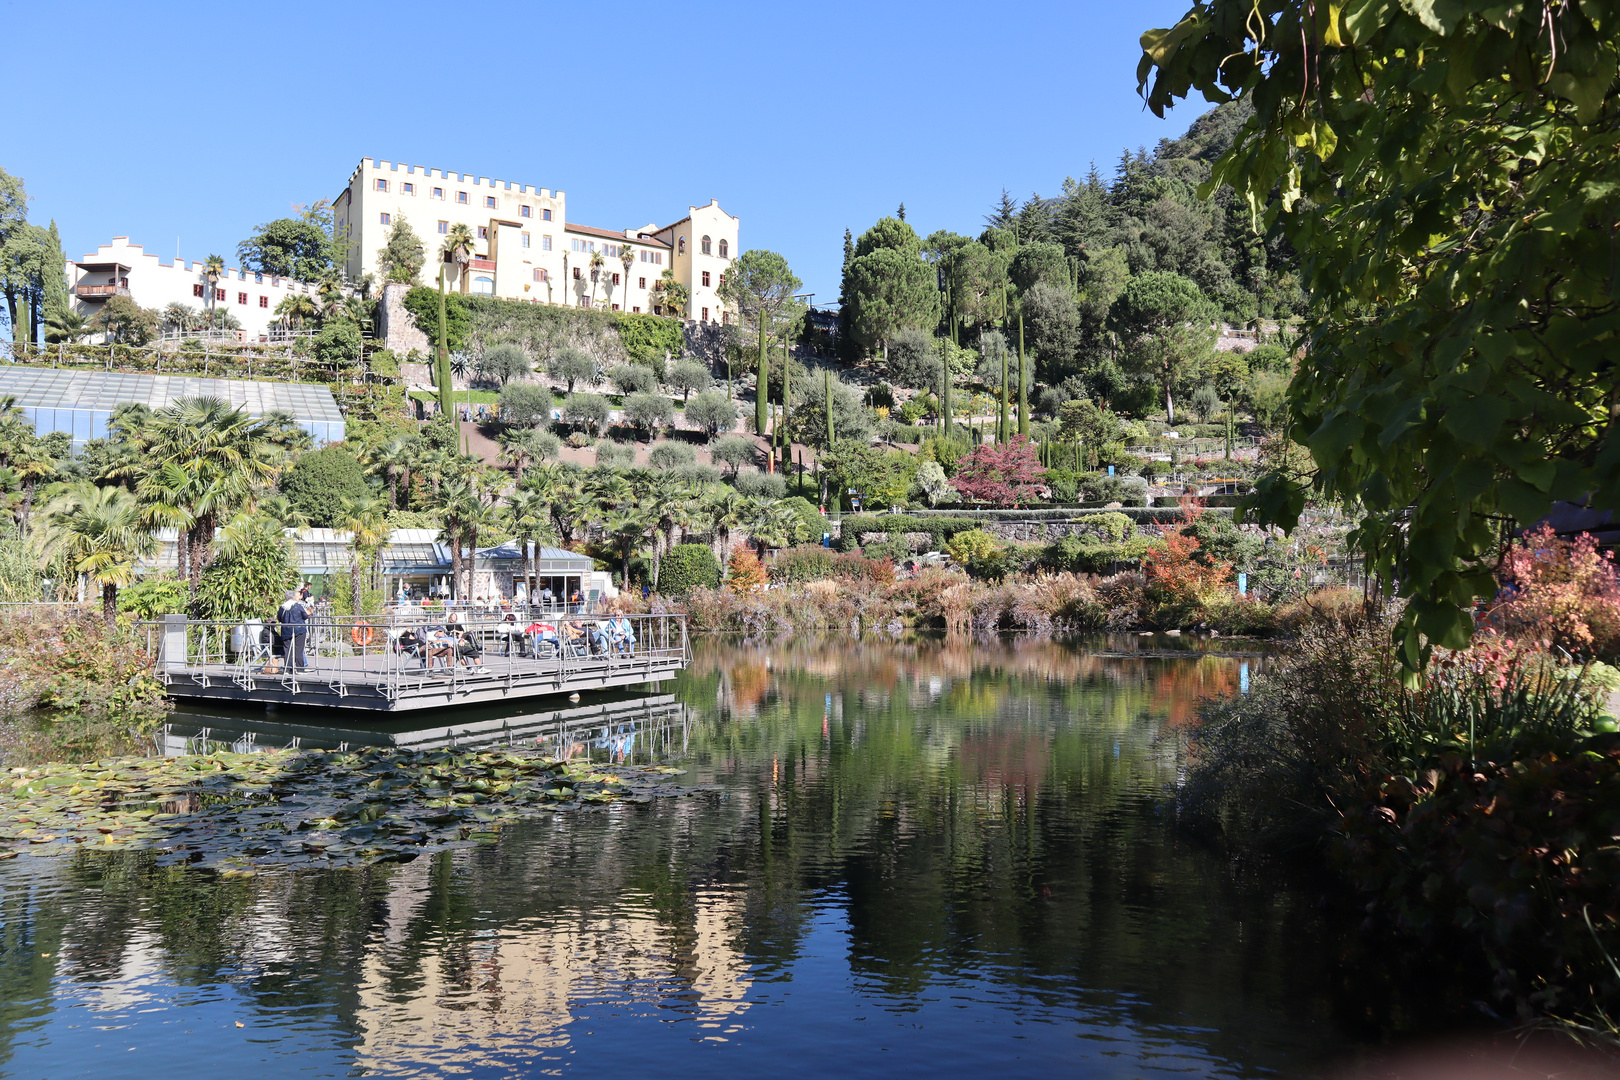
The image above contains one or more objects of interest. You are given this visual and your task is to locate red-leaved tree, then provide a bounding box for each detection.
[950,435,1047,507]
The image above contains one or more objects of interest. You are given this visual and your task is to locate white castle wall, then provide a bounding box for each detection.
[71,237,320,341]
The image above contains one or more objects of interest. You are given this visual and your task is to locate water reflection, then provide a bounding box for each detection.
[0,634,1379,1079]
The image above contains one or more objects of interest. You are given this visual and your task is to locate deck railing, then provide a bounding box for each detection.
[139,610,690,703]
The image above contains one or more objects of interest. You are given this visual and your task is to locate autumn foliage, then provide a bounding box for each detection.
[1143,496,1232,605]
[949,436,1047,507]
[726,548,768,593]
[1490,524,1620,659]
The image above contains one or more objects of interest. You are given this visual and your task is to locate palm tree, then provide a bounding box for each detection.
[653,268,689,319]
[639,472,694,589]
[203,254,225,324]
[442,224,477,295]
[504,488,554,599]
[589,249,606,307]
[338,493,389,614]
[749,498,799,556]
[498,429,535,484]
[44,307,95,344]
[9,435,58,532]
[436,478,474,600]
[132,397,285,596]
[457,497,505,600]
[551,484,595,547]
[366,436,416,511]
[599,505,655,590]
[274,292,317,331]
[255,493,311,531]
[620,246,635,311]
[704,488,750,565]
[35,483,156,628]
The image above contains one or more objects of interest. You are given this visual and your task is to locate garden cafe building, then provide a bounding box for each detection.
[141,529,611,608]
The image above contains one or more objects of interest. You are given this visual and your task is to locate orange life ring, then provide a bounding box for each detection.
[351,624,376,647]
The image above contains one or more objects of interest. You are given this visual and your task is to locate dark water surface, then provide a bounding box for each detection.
[0,636,1382,1078]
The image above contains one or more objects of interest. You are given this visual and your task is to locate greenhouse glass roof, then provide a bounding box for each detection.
[0,368,344,447]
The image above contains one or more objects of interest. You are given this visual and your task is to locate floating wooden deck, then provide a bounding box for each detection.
[160,693,690,755]
[144,612,691,713]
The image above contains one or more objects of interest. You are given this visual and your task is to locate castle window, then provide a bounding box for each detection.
[521,232,530,248]
[259,296,269,308]
[437,220,448,234]
[403,182,414,195]
[612,273,620,285]
[472,276,494,295]
[432,187,444,199]
[215,288,226,302]
[701,271,711,287]
[573,267,582,280]
[375,178,388,192]
[719,239,729,258]
[457,191,468,204]
[477,226,488,239]
[534,268,547,282]
[702,306,709,321]
[521,205,531,218]
[632,306,640,313]
[485,195,496,209]
[541,235,552,251]
[237,292,248,305]
[380,212,391,225]
[542,208,552,221]
[193,284,204,298]
[678,236,686,255]
[638,277,645,289]
[612,304,620,311]
[701,235,711,255]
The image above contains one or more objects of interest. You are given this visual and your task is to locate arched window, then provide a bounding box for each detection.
[677,236,686,255]
[473,276,495,296]
[701,235,712,256]
[718,239,728,258]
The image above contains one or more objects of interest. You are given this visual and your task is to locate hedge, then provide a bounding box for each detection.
[896,507,1210,524]
[402,287,682,375]
[657,543,720,595]
[1153,494,1246,508]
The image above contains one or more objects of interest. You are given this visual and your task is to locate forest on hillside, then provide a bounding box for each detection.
[833,100,1301,425]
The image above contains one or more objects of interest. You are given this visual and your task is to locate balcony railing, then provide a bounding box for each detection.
[75,284,129,299]
[468,258,496,272]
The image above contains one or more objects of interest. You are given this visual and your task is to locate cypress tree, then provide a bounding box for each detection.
[436,262,453,419]
[824,368,834,446]
[1017,310,1029,437]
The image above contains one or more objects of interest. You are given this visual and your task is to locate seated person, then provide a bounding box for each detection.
[448,621,490,674]
[610,615,636,655]
[395,626,423,660]
[525,620,559,657]
[420,626,456,673]
[561,619,590,656]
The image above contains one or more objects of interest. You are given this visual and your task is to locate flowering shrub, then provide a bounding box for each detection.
[1491,525,1620,659]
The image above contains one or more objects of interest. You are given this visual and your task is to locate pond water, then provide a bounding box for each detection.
[0,636,1399,1078]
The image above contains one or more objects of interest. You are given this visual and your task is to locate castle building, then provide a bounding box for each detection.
[332,158,739,323]
[68,237,322,341]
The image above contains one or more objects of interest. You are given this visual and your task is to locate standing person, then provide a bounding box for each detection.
[539,583,554,612]
[278,590,309,672]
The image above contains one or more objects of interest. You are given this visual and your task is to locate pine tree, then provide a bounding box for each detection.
[986,189,1018,231]
[897,202,906,222]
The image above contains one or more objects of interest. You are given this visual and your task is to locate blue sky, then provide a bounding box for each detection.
[8,0,1205,309]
